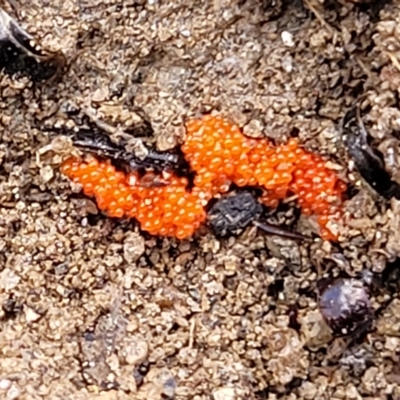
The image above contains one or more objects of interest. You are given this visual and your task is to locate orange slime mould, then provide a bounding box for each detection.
[61,115,346,241]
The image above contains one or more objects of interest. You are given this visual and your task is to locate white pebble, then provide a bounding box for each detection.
[25,307,41,323]
[0,269,20,291]
[0,379,11,390]
[281,31,295,47]
[180,29,191,38]
[7,384,20,400]
[213,388,236,400]
[281,55,293,73]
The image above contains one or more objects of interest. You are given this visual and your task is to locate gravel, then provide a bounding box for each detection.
[1,0,400,399]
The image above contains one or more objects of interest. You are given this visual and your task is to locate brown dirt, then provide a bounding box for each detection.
[1,0,400,399]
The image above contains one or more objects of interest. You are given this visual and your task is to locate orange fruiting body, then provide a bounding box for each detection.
[182,115,346,240]
[60,115,346,240]
[61,157,206,239]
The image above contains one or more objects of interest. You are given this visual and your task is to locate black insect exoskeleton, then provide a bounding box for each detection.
[207,191,263,237]
[342,106,400,200]
[207,191,308,240]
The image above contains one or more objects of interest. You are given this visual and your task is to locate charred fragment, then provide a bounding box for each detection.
[318,278,373,337]
[48,108,190,175]
[71,129,126,160]
[125,149,188,175]
[342,107,400,200]
[70,128,189,175]
[207,191,263,237]
[0,9,64,81]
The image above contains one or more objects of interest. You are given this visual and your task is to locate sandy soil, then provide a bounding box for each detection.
[1,0,400,399]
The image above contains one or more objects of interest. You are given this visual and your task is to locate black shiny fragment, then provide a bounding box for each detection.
[72,129,126,160]
[0,9,63,81]
[207,191,263,237]
[342,107,400,199]
[318,278,373,337]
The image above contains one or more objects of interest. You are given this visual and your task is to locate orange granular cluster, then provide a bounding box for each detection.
[60,114,346,240]
[60,157,206,239]
[182,115,346,240]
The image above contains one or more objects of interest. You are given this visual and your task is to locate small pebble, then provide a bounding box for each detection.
[25,307,41,323]
[281,31,295,47]
[124,339,149,365]
[0,380,11,391]
[213,387,236,400]
[7,384,20,400]
[123,232,145,264]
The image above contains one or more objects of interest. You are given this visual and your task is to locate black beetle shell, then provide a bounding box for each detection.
[207,191,263,237]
